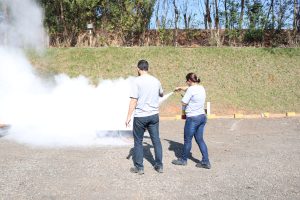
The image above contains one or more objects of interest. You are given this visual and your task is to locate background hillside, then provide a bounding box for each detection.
[29,47,300,116]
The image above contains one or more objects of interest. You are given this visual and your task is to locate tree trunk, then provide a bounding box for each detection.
[205,0,212,29]
[239,0,245,30]
[141,0,156,46]
[204,14,208,29]
[173,0,179,46]
[183,0,190,29]
[297,0,300,32]
[59,1,68,40]
[224,0,229,29]
[264,0,272,29]
[271,0,275,30]
[277,0,284,30]
[214,0,219,29]
[294,0,300,31]
[183,13,187,29]
[155,0,160,29]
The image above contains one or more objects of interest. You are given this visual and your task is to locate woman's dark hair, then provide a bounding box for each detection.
[137,60,149,71]
[186,72,200,83]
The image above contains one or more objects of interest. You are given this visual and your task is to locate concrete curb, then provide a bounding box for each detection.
[160,113,300,120]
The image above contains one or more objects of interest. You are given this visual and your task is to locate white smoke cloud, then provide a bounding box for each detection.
[0,0,172,147]
[0,0,132,147]
[0,0,46,49]
[0,46,134,147]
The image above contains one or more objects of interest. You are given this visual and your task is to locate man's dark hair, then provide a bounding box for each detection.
[137,60,149,71]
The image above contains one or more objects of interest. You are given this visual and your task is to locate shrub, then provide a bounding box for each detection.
[243,29,264,44]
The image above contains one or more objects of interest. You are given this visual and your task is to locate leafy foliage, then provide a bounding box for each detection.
[33,0,300,46]
[39,0,156,45]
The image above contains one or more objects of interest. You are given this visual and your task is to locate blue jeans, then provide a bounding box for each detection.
[133,114,163,170]
[182,114,209,163]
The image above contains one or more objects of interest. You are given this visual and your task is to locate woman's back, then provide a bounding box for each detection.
[182,85,206,117]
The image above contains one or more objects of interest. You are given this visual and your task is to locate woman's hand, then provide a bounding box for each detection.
[174,87,182,92]
[174,86,188,92]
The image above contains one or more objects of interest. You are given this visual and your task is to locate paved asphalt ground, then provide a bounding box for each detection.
[0,118,299,200]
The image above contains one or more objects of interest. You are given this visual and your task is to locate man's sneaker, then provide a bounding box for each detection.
[172,158,187,166]
[130,167,144,175]
[196,161,211,169]
[154,166,163,173]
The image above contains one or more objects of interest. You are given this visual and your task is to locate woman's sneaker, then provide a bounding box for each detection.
[154,165,163,173]
[130,167,144,175]
[196,161,211,169]
[172,158,187,166]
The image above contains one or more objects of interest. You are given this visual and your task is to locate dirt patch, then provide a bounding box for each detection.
[0,118,299,199]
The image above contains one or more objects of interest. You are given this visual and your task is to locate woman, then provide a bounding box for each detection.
[172,73,211,169]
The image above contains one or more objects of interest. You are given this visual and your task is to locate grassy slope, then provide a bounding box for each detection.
[29,47,300,115]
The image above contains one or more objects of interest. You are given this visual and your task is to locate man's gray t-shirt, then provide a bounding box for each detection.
[182,85,206,117]
[130,74,163,117]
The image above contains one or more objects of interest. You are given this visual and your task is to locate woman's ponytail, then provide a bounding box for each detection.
[186,73,201,83]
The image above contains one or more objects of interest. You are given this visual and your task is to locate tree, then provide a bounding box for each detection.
[293,0,297,30]
[39,0,99,44]
[239,0,245,29]
[182,0,191,29]
[40,0,157,46]
[228,0,239,29]
[246,0,263,29]
[275,0,293,30]
[264,0,275,29]
[271,0,275,29]
[214,0,220,29]
[296,0,300,31]
[37,0,298,46]
[224,0,229,29]
[205,0,212,29]
[173,0,179,46]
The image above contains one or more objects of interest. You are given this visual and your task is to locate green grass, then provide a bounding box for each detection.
[28,47,300,115]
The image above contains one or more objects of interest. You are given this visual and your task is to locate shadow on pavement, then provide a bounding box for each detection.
[165,139,200,163]
[126,141,156,166]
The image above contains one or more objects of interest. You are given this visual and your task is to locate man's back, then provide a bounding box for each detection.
[131,74,163,117]
[126,60,164,174]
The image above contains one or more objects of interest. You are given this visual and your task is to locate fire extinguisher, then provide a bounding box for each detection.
[181,105,186,120]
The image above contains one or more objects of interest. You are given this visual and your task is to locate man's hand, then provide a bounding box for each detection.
[125,98,137,128]
[125,117,131,128]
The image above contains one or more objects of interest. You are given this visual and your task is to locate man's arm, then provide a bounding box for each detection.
[125,98,138,127]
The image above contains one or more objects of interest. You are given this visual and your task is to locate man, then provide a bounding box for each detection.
[125,60,164,175]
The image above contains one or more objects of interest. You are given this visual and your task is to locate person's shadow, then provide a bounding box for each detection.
[126,136,156,166]
[164,139,200,163]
